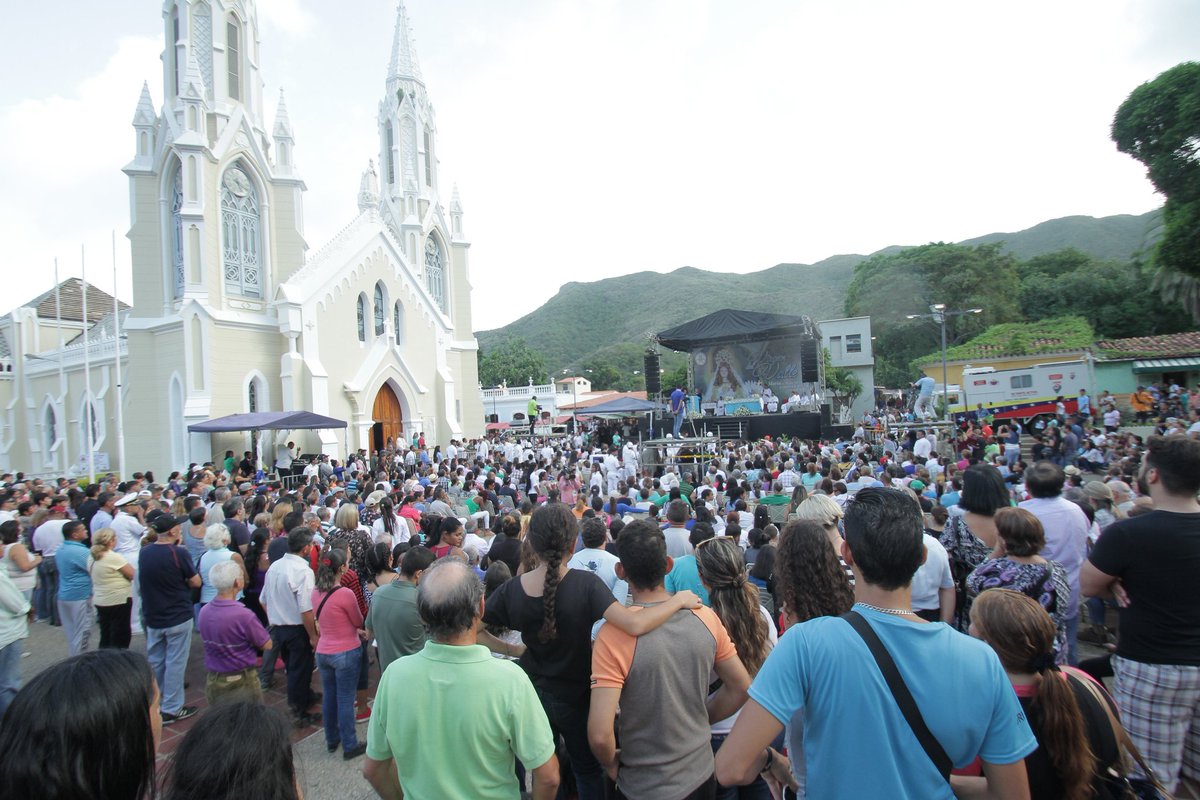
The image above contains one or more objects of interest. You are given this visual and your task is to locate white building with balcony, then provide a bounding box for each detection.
[819,315,875,420]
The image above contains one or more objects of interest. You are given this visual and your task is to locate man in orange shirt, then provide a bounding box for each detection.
[588,520,750,800]
[1130,386,1154,423]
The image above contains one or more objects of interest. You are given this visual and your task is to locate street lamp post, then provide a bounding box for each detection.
[906,304,982,420]
[562,369,577,435]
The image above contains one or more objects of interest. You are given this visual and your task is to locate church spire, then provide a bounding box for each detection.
[273,88,293,140]
[388,2,424,88]
[273,88,296,175]
[132,81,156,127]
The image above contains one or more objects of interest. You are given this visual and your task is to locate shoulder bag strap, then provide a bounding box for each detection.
[1065,669,1173,797]
[315,585,344,621]
[842,610,952,782]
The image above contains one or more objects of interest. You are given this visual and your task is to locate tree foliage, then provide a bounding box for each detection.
[844,242,1022,387]
[823,349,863,409]
[478,336,547,388]
[1113,62,1200,313]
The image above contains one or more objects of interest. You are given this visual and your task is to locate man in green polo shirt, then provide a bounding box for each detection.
[364,546,435,672]
[363,559,559,800]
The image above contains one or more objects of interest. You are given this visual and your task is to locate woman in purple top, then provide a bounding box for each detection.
[312,548,367,760]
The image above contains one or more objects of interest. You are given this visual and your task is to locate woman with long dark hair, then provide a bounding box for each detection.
[0,649,161,800]
[311,548,367,760]
[771,518,855,796]
[482,503,701,800]
[164,701,300,800]
[696,536,777,799]
[940,462,1011,631]
[242,526,271,626]
[969,589,1123,800]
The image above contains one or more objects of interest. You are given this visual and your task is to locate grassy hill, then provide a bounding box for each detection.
[477,210,1161,371]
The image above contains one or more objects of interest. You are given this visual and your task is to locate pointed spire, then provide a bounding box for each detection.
[358,159,380,213]
[450,184,463,215]
[182,53,206,101]
[273,89,293,140]
[388,2,424,86]
[132,81,156,126]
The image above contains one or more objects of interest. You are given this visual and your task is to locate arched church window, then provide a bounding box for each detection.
[386,125,395,185]
[248,380,258,412]
[44,405,57,458]
[171,171,185,299]
[374,283,386,336]
[393,301,404,347]
[356,295,366,342]
[423,128,434,186]
[220,166,261,298]
[227,16,241,101]
[78,397,101,454]
[172,8,181,95]
[424,236,445,311]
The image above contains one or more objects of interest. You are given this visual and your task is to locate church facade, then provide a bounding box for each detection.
[0,0,483,478]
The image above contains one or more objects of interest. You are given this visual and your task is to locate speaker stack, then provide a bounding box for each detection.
[799,338,820,383]
[644,350,661,395]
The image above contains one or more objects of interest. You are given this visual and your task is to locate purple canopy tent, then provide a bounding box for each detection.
[187,410,348,433]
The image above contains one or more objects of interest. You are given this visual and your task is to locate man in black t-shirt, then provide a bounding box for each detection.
[140,514,202,724]
[1082,435,1200,794]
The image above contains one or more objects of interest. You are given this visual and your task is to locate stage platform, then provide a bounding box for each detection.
[654,408,845,442]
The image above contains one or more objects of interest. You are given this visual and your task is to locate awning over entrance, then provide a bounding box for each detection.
[188,411,348,432]
[1132,358,1200,373]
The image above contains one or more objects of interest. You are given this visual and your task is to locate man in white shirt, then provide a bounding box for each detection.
[910,532,955,622]
[31,505,69,625]
[567,518,622,598]
[1187,409,1200,440]
[1019,463,1090,665]
[913,430,933,460]
[108,495,149,634]
[259,526,320,724]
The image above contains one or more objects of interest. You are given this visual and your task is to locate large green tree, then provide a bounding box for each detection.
[844,242,1022,387]
[478,336,547,388]
[1113,62,1200,318]
[1018,251,1194,338]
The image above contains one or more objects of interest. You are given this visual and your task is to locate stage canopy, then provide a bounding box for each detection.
[580,396,665,415]
[188,411,348,433]
[655,308,817,351]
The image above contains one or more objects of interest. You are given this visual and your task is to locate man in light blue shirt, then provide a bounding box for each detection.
[913,375,937,419]
[56,521,93,657]
[715,487,1035,798]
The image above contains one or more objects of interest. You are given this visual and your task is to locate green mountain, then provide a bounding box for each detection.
[476,210,1161,371]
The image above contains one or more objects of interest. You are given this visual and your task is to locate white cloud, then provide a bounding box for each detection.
[0,0,1185,332]
[0,35,160,301]
[257,0,317,38]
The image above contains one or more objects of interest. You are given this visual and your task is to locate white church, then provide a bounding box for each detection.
[0,0,483,479]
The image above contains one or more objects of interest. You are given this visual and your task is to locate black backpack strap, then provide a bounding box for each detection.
[842,611,952,781]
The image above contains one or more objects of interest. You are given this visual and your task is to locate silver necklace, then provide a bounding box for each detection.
[857,601,916,616]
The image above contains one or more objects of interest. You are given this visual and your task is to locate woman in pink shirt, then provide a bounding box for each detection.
[312,548,367,760]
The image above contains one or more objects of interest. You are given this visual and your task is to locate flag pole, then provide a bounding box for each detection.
[81,244,95,483]
[112,232,126,479]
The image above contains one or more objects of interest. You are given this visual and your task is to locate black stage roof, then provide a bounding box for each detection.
[655,308,818,351]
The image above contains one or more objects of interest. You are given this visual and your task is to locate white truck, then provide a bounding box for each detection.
[947,360,1089,423]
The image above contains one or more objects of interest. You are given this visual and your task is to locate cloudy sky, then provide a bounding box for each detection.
[1,0,1195,331]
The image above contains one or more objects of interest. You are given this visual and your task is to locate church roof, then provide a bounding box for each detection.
[65,309,131,347]
[16,278,128,324]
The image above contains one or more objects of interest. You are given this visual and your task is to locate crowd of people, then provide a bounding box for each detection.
[0,403,1197,799]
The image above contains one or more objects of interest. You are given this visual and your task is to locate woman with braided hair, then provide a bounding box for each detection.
[696,536,779,800]
[483,502,702,800]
